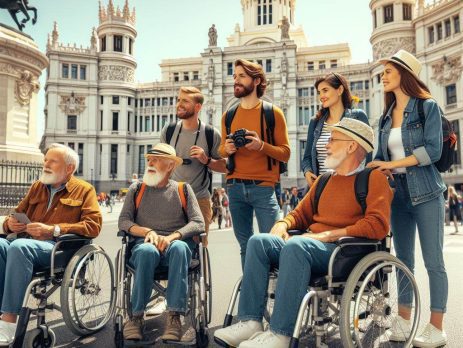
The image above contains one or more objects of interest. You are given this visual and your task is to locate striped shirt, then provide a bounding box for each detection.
[316,123,331,174]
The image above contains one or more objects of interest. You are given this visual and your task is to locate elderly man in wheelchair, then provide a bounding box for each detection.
[116,143,206,345]
[214,119,421,347]
[0,143,105,347]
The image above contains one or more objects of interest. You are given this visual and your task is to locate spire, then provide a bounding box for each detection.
[131,6,136,25]
[90,27,98,50]
[51,21,59,48]
[123,0,130,19]
[107,0,114,16]
[116,5,121,17]
[98,1,107,23]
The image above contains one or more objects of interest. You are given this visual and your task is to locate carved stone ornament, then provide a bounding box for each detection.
[431,57,463,86]
[98,65,135,82]
[15,70,39,106]
[59,92,86,115]
[373,37,415,61]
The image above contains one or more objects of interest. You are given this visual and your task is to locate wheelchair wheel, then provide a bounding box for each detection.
[23,328,56,348]
[263,271,277,326]
[61,244,116,336]
[339,252,420,348]
[203,247,212,325]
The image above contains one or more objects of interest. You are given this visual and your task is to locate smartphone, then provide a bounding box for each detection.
[12,213,31,224]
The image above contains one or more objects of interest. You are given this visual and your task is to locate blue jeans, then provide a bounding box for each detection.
[391,174,447,313]
[227,182,280,269]
[238,234,336,336]
[0,238,55,314]
[129,238,195,316]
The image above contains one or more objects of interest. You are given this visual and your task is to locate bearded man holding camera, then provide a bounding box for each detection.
[219,58,290,269]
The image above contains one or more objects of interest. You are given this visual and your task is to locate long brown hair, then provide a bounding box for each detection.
[314,72,353,119]
[383,62,432,116]
[234,59,267,98]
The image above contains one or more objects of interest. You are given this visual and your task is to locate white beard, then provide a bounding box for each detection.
[325,151,348,170]
[39,169,64,185]
[143,167,166,187]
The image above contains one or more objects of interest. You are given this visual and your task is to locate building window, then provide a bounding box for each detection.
[257,0,272,25]
[298,88,309,97]
[68,142,75,150]
[319,61,326,70]
[227,62,233,76]
[454,16,460,33]
[307,61,314,71]
[101,36,106,51]
[112,112,119,131]
[193,71,199,80]
[384,4,394,23]
[162,97,168,106]
[365,99,370,116]
[100,111,103,131]
[445,19,451,37]
[112,96,119,104]
[139,98,143,107]
[170,97,174,106]
[67,115,77,131]
[162,115,168,129]
[111,144,118,175]
[114,35,123,52]
[403,4,412,21]
[174,72,179,82]
[183,72,189,81]
[266,59,272,73]
[428,26,435,44]
[138,145,145,175]
[62,63,69,78]
[298,107,310,126]
[129,38,133,54]
[310,87,315,96]
[330,60,337,68]
[128,97,132,106]
[350,81,363,91]
[127,144,130,153]
[437,22,443,40]
[257,59,263,67]
[80,65,86,80]
[145,116,151,132]
[300,140,307,171]
[77,143,83,175]
[373,9,377,28]
[376,74,381,84]
[71,64,78,79]
[446,84,457,105]
[145,98,151,107]
[127,112,131,132]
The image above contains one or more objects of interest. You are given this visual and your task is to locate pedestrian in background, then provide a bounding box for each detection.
[447,186,461,234]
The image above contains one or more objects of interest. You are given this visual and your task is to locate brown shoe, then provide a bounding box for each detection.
[161,311,182,341]
[123,315,144,340]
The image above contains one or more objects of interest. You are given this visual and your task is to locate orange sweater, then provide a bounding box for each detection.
[282,170,393,240]
[219,101,290,185]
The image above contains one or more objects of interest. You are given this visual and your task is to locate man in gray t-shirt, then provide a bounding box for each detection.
[161,86,226,246]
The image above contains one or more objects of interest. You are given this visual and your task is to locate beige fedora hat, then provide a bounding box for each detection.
[379,49,422,79]
[326,118,375,153]
[144,143,183,167]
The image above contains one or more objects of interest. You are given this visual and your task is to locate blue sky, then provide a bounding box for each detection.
[1,0,384,137]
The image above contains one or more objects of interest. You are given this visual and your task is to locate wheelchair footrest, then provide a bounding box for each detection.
[124,339,157,347]
[162,337,196,346]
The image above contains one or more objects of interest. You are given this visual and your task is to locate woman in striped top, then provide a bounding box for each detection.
[301,72,371,187]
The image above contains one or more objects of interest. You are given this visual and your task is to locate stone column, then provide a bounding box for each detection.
[0,24,48,162]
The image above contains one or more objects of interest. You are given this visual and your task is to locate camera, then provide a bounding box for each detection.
[226,128,252,148]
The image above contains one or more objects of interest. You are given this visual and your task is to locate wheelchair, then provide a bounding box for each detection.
[113,231,212,348]
[8,234,115,348]
[221,232,421,348]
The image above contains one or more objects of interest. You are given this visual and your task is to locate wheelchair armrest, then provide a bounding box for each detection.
[336,237,382,246]
[288,229,305,236]
[117,230,129,238]
[56,233,92,242]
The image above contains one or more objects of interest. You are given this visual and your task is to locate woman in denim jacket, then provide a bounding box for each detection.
[368,50,447,348]
[301,73,371,187]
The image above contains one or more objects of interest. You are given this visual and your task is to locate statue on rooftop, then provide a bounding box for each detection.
[0,0,37,32]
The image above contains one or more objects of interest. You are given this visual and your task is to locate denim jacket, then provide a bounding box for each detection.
[301,108,371,176]
[375,97,446,205]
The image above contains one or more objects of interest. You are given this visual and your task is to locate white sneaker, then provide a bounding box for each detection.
[214,320,263,347]
[386,316,411,342]
[238,330,290,348]
[413,323,447,348]
[0,321,16,346]
[146,297,167,316]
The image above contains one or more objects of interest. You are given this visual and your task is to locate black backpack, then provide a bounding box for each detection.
[416,99,457,173]
[165,122,215,193]
[225,100,288,174]
[313,168,373,215]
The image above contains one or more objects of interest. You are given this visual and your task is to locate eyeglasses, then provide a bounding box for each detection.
[327,137,353,144]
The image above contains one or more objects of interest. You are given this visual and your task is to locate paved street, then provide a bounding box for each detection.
[18,202,463,347]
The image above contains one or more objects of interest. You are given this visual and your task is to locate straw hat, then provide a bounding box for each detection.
[379,49,422,79]
[326,118,374,153]
[144,143,183,167]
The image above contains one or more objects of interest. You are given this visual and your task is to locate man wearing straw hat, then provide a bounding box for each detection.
[118,143,205,342]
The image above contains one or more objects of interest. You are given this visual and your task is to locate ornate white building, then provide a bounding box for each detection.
[43,0,463,193]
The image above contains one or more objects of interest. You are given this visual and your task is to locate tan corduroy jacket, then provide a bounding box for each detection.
[2,176,102,238]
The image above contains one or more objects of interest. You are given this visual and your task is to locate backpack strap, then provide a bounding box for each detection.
[313,172,332,215]
[178,182,189,222]
[201,125,215,193]
[165,122,179,145]
[225,103,239,135]
[135,182,146,210]
[262,100,276,170]
[354,168,373,215]
[417,99,425,126]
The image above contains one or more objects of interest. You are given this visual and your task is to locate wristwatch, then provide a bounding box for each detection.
[53,225,61,238]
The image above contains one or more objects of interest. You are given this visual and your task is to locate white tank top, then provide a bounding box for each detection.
[387,128,406,173]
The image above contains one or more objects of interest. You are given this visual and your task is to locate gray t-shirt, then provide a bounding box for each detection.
[160,121,221,199]
[118,180,205,240]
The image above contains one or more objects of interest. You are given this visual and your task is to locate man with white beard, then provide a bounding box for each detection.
[0,143,101,345]
[214,118,394,348]
[118,143,205,343]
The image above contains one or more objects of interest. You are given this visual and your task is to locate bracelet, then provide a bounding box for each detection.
[258,141,265,151]
[145,229,154,236]
[277,219,290,228]
[206,157,212,166]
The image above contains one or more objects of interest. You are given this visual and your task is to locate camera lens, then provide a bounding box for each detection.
[235,138,245,148]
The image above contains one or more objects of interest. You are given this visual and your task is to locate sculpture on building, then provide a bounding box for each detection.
[431,56,463,85]
[90,27,98,50]
[208,24,217,47]
[0,0,37,32]
[280,52,288,88]
[59,92,86,115]
[207,58,215,94]
[15,70,39,106]
[280,16,290,40]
